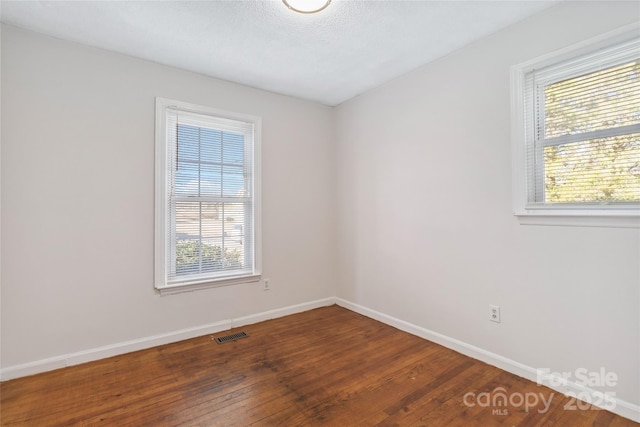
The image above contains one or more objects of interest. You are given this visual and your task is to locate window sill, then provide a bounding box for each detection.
[156,273,262,295]
[515,213,639,228]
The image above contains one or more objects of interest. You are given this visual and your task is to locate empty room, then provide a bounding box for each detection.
[1,0,639,425]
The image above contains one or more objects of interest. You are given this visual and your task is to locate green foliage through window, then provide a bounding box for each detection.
[542,60,640,203]
[176,240,242,276]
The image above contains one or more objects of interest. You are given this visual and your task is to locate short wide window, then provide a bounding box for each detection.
[155,98,261,292]
[511,28,640,227]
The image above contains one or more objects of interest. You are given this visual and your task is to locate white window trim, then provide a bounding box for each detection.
[510,23,640,228]
[155,98,262,294]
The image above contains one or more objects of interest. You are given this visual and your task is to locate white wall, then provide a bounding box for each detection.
[335,1,640,407]
[1,25,336,369]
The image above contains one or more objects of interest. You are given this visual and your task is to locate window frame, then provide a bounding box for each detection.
[510,24,640,228]
[155,98,262,294]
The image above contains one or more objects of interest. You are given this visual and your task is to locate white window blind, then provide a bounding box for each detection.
[155,99,261,291]
[524,38,640,207]
[512,28,640,226]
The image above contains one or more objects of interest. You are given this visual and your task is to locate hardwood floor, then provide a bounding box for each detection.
[1,305,637,426]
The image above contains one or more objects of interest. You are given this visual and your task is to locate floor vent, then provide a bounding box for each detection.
[214,331,249,344]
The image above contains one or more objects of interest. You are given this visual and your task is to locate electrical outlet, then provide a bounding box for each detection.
[489,305,500,323]
[263,279,270,291]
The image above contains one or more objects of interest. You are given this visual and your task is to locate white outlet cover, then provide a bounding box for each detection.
[489,305,501,323]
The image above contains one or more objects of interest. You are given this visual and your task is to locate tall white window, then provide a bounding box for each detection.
[511,28,640,227]
[155,98,261,292]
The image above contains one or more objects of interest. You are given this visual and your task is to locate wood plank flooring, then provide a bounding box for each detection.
[1,305,637,426]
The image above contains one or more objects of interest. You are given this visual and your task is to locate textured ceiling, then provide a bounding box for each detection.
[1,0,557,106]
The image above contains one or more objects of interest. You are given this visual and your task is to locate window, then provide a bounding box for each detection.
[155,98,261,293]
[511,27,640,227]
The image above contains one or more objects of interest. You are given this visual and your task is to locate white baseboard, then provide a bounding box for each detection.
[335,297,640,423]
[230,297,335,328]
[0,297,335,381]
